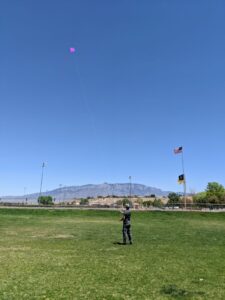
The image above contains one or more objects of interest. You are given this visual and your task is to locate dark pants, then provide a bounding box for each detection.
[122,224,132,244]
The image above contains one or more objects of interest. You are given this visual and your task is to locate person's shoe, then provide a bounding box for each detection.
[129,241,133,245]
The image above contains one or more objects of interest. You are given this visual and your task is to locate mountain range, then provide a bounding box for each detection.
[1,183,170,203]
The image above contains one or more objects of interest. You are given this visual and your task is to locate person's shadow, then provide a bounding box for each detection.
[113,242,126,245]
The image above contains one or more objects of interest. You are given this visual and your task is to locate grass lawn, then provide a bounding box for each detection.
[0,208,225,299]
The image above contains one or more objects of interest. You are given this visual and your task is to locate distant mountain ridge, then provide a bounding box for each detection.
[1,183,170,203]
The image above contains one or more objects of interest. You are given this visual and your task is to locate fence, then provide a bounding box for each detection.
[1,202,225,211]
[165,203,225,210]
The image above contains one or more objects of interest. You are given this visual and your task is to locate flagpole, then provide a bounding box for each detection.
[181,151,187,209]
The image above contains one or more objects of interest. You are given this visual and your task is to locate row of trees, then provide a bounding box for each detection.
[116,198,164,208]
[37,196,162,206]
[37,196,92,205]
[93,194,158,198]
[167,182,225,205]
[37,196,91,206]
[142,199,164,207]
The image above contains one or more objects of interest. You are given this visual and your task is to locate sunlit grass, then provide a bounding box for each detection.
[0,209,225,299]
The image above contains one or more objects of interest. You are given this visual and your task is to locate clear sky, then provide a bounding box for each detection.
[1,0,225,196]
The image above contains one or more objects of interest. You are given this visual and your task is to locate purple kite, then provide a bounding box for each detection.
[69,47,76,53]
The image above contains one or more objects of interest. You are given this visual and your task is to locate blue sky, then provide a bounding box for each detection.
[1,0,225,195]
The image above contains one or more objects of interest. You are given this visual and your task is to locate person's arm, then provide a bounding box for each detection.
[120,210,125,221]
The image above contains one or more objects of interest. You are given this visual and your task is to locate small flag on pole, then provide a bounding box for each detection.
[178,174,185,184]
[174,146,183,154]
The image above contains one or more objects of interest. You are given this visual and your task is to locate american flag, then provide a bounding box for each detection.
[174,146,183,154]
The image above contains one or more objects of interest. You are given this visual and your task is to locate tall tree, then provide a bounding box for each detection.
[206,182,225,202]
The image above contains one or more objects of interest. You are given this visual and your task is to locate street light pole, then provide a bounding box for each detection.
[63,185,66,203]
[129,176,132,203]
[23,187,27,205]
[59,184,63,204]
[39,162,45,203]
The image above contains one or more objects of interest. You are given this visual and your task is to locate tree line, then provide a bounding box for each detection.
[167,182,225,205]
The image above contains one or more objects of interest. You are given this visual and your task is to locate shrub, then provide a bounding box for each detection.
[38,196,53,205]
[167,193,181,205]
[193,192,207,203]
[143,200,152,207]
[80,198,89,205]
[136,198,144,205]
[207,195,219,204]
[152,198,163,207]
[116,198,132,207]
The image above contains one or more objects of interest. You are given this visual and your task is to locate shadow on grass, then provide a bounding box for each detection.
[113,242,126,245]
[161,284,205,299]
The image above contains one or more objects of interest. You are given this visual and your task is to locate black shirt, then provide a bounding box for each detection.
[123,210,131,225]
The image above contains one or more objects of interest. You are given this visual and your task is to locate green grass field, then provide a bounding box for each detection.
[0,208,225,300]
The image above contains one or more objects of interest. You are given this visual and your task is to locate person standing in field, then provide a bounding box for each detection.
[121,203,132,245]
